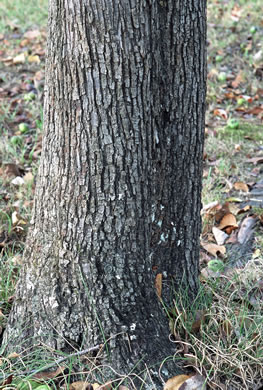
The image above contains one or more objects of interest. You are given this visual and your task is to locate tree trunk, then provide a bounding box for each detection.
[3,0,206,387]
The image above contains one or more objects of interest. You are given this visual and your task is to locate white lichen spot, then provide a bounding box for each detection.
[130,335,136,340]
[160,233,168,241]
[116,274,121,280]
[130,323,136,331]
[151,213,155,222]
[118,193,124,200]
[26,280,34,291]
[154,130,159,144]
[163,271,167,278]
[49,295,59,309]
[177,240,181,246]
[160,204,164,210]
[157,220,162,227]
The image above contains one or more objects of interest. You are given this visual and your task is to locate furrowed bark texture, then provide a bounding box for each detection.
[4,0,206,385]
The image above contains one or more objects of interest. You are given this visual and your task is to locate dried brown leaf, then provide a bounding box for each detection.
[201,242,226,257]
[231,71,243,88]
[191,310,206,333]
[34,366,65,380]
[234,182,249,192]
[69,382,91,390]
[155,273,162,299]
[163,375,192,390]
[237,205,251,215]
[213,108,228,120]
[218,213,238,230]
[4,163,23,177]
[214,203,230,223]
[7,352,20,359]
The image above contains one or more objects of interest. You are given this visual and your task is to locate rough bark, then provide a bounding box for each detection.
[3,0,206,387]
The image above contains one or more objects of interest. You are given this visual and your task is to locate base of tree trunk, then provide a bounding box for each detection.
[96,335,183,389]
[3,313,184,390]
[67,331,184,390]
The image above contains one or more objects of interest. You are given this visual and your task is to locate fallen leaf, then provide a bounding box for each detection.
[212,227,228,245]
[13,53,26,64]
[201,242,226,257]
[191,310,206,333]
[237,205,251,215]
[246,106,263,116]
[232,71,244,88]
[231,4,242,21]
[12,211,19,225]
[234,182,249,192]
[28,55,40,64]
[4,163,23,177]
[238,216,257,244]
[91,384,101,390]
[20,38,29,47]
[228,203,241,216]
[155,273,162,299]
[201,201,219,214]
[238,94,253,103]
[179,374,206,390]
[252,248,261,259]
[34,366,65,380]
[213,108,228,120]
[11,176,25,186]
[218,213,238,230]
[69,381,92,390]
[23,172,34,184]
[23,30,41,39]
[247,156,263,165]
[200,250,212,265]
[163,375,192,390]
[7,352,20,359]
[214,203,230,223]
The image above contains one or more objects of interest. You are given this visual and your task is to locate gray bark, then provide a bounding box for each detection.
[3,0,206,387]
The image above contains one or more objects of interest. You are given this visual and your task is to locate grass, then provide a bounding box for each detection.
[0,0,263,388]
[171,269,263,389]
[218,122,263,143]
[0,0,48,33]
